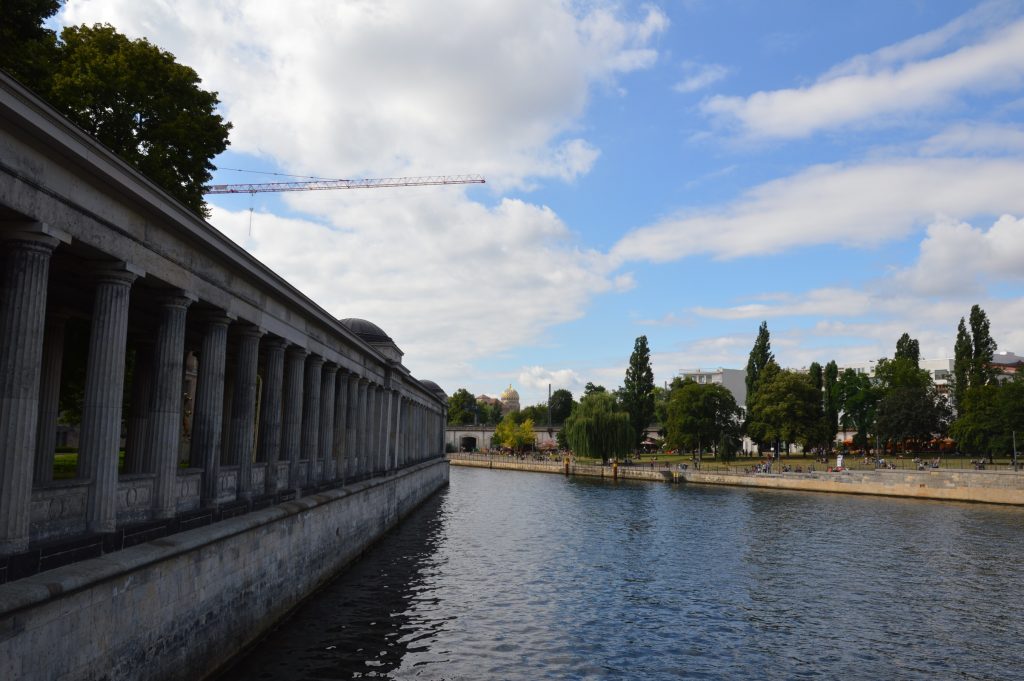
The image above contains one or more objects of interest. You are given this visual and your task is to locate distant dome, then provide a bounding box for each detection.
[341,318,392,344]
[420,380,447,397]
[501,384,519,401]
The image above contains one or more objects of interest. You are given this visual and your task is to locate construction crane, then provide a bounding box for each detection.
[206,174,485,194]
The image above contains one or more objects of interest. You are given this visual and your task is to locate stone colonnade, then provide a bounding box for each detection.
[0,227,447,555]
[0,72,447,559]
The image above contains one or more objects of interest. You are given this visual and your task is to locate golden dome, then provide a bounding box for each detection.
[501,384,519,401]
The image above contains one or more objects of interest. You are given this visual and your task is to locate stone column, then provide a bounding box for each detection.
[191,313,231,507]
[366,385,377,475]
[344,374,359,480]
[145,292,192,520]
[227,324,262,500]
[0,233,59,554]
[33,313,67,484]
[123,341,153,475]
[79,266,140,533]
[333,370,349,482]
[318,364,337,482]
[257,337,286,494]
[281,346,306,490]
[355,378,369,478]
[379,387,389,473]
[372,385,384,475]
[391,392,402,470]
[300,354,323,486]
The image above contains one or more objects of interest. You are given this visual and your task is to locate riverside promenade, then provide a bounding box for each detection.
[447,453,1024,506]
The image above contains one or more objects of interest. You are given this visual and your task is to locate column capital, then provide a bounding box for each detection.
[321,361,339,375]
[234,322,266,340]
[196,308,235,326]
[91,261,144,285]
[262,335,288,352]
[286,345,308,359]
[156,289,196,310]
[0,221,70,247]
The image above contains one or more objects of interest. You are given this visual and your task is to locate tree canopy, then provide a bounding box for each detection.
[834,368,878,451]
[493,416,535,451]
[895,333,921,366]
[549,389,575,425]
[621,335,655,446]
[1,12,231,217]
[563,391,632,463]
[447,388,476,425]
[873,347,950,451]
[665,380,742,459]
[746,364,820,452]
[950,378,1023,460]
[744,321,774,413]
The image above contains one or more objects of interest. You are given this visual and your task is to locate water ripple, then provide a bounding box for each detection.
[219,467,1024,680]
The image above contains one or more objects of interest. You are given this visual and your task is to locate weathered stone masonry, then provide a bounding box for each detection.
[0,69,453,680]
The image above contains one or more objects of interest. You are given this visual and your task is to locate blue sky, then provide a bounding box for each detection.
[60,0,1024,406]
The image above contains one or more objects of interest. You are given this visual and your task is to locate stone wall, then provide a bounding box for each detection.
[683,468,1024,505]
[0,459,449,681]
[447,455,1024,504]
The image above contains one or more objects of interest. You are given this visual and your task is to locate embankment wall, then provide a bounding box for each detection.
[448,456,1024,505]
[0,459,449,681]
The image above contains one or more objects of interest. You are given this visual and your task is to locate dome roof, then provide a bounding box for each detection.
[340,318,392,344]
[420,379,447,397]
[501,384,519,401]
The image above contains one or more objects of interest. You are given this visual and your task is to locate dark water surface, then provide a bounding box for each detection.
[220,467,1024,680]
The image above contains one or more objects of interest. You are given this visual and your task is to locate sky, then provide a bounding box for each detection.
[58,0,1024,407]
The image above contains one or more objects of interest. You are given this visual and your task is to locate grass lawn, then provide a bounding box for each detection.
[53,451,127,480]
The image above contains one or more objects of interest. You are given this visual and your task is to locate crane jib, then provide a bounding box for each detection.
[205,175,486,194]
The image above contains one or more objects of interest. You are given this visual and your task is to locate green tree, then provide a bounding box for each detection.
[493,416,535,451]
[746,364,820,456]
[665,380,742,460]
[744,321,774,414]
[516,404,548,425]
[621,335,655,447]
[953,317,972,413]
[823,360,840,451]
[584,382,607,396]
[895,332,921,366]
[563,391,632,464]
[874,352,949,452]
[446,388,476,425]
[834,368,879,451]
[549,389,575,425]
[45,24,231,216]
[951,374,1024,463]
[968,304,998,388]
[2,15,232,217]
[0,0,61,90]
[475,399,502,425]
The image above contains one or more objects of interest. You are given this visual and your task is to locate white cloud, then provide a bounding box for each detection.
[702,13,1024,139]
[210,190,621,382]
[674,61,729,94]
[611,157,1024,264]
[921,122,1024,155]
[518,366,585,395]
[61,0,667,187]
[693,288,873,320]
[893,214,1024,295]
[58,0,667,386]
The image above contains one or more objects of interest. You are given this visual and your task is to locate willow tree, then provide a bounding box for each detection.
[563,392,633,463]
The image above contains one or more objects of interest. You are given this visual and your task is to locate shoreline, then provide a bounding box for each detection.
[447,454,1024,506]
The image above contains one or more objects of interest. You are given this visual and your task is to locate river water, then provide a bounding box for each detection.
[220,466,1024,680]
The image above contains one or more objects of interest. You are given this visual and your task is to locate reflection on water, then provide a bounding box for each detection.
[220,467,1024,680]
